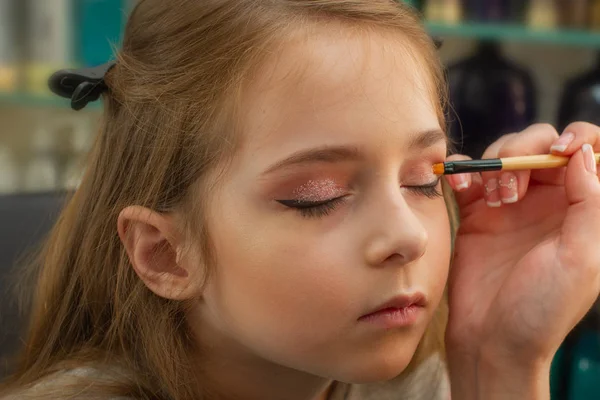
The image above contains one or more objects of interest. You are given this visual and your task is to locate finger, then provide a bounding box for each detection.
[550,122,600,156]
[482,124,560,207]
[480,133,518,208]
[444,154,483,209]
[550,122,600,181]
[445,154,474,192]
[529,167,567,187]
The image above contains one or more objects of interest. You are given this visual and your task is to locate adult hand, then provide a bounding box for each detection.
[444,123,600,399]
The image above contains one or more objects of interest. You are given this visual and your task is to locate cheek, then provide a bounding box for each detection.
[423,201,452,303]
[203,201,356,351]
[199,190,453,375]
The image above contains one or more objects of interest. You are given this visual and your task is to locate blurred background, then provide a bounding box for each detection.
[1,0,600,398]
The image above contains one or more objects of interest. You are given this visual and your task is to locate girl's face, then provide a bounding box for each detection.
[197,27,451,383]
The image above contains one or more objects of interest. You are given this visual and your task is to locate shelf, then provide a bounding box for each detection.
[4,22,600,110]
[426,22,600,48]
[0,92,100,110]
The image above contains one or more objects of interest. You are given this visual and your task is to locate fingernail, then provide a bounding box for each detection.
[484,178,501,207]
[453,174,469,191]
[583,143,597,174]
[499,173,518,204]
[551,132,575,153]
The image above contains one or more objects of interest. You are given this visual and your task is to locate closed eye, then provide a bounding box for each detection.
[277,196,348,218]
[404,178,442,199]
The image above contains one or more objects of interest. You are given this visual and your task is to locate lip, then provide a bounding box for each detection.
[358,293,427,328]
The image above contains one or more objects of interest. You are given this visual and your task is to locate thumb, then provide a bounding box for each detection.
[559,144,600,327]
[564,144,600,205]
[561,144,600,284]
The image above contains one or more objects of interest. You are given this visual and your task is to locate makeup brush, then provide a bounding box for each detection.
[433,153,600,175]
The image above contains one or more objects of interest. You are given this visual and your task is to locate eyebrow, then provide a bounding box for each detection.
[262,146,361,175]
[262,129,447,175]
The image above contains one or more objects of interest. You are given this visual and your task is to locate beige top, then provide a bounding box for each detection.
[3,354,450,400]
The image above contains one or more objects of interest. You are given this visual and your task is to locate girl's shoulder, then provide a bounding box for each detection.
[331,354,451,400]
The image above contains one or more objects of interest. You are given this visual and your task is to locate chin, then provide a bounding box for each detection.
[333,344,419,384]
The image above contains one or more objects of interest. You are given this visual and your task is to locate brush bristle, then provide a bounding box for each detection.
[432,163,445,175]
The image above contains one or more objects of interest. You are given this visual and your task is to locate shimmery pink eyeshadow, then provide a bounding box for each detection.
[292,179,341,202]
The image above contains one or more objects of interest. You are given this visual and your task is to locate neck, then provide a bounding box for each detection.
[192,316,334,400]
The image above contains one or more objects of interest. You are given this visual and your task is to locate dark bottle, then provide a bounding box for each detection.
[462,0,529,23]
[557,53,600,131]
[462,0,506,22]
[507,0,530,23]
[446,41,537,159]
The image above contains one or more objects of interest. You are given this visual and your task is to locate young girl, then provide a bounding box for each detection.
[2,0,600,399]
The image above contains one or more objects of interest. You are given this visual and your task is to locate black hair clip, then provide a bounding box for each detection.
[48,61,116,111]
[433,36,443,49]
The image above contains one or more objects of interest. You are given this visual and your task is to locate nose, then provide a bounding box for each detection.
[363,189,428,267]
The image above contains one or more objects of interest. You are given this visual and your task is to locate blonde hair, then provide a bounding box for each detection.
[1,1,455,399]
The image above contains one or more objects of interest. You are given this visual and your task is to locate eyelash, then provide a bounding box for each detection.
[278,197,347,218]
[405,178,443,199]
[278,178,442,219]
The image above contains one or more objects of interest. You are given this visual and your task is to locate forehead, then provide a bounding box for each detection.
[238,24,440,159]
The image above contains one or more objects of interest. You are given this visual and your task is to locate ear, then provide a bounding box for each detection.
[117,205,202,300]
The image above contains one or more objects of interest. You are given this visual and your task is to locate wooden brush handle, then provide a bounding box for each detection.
[501,154,600,171]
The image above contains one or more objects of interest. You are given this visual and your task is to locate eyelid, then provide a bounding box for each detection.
[288,179,347,203]
[426,176,442,186]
